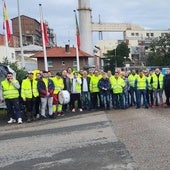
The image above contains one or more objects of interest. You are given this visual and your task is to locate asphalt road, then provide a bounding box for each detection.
[0,111,137,170]
[107,106,170,170]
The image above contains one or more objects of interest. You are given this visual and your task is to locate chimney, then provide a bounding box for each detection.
[65,44,70,53]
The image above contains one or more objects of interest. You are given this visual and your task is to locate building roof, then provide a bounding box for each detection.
[15,44,43,52]
[31,46,92,58]
[11,15,40,24]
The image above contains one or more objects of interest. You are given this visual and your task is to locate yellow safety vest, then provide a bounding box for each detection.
[110,77,125,94]
[90,75,100,92]
[52,77,64,94]
[136,75,147,90]
[128,74,138,87]
[1,79,19,99]
[147,75,152,90]
[21,78,39,99]
[152,73,164,89]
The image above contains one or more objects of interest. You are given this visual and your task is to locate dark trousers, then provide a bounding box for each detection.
[81,91,91,110]
[100,92,110,109]
[5,98,22,120]
[113,93,124,109]
[146,89,153,106]
[34,96,40,116]
[91,92,101,109]
[129,86,137,106]
[165,90,170,106]
[136,89,148,107]
[70,93,82,109]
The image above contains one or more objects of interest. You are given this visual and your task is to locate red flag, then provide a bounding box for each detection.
[41,22,49,46]
[3,2,11,42]
[74,11,80,50]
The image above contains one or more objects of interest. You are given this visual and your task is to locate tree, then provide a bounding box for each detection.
[103,42,130,72]
[146,33,170,66]
[2,57,27,83]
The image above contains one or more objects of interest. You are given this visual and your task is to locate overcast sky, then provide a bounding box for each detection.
[1,0,170,46]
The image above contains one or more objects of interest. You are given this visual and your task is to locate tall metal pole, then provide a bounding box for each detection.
[39,4,48,71]
[17,0,25,67]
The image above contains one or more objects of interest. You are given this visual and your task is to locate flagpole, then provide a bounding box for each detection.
[74,10,80,72]
[4,13,9,61]
[3,0,9,61]
[39,4,48,71]
[17,0,25,68]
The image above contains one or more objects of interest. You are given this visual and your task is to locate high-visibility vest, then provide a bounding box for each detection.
[151,73,164,89]
[52,77,64,94]
[21,78,39,99]
[1,79,19,99]
[147,75,152,90]
[110,77,125,94]
[87,74,94,79]
[136,75,147,90]
[128,74,138,87]
[71,78,82,93]
[90,75,100,92]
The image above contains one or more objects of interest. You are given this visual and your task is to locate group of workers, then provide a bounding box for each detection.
[1,66,170,124]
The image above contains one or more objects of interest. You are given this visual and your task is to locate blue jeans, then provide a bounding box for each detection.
[123,91,129,107]
[153,89,163,105]
[136,89,148,107]
[113,93,124,109]
[81,92,91,109]
[100,92,110,109]
[129,86,137,106]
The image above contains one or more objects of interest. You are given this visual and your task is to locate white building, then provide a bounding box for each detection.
[94,29,170,67]
[15,44,42,70]
[0,46,16,63]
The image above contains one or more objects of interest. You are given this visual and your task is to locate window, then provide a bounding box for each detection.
[151,33,154,37]
[11,53,15,60]
[47,60,53,67]
[136,33,139,36]
[131,32,134,36]
[146,33,149,37]
[73,60,77,67]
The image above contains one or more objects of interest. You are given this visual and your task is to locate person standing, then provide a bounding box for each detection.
[1,72,22,124]
[135,70,148,109]
[128,69,138,106]
[21,71,39,122]
[150,68,164,107]
[81,70,91,110]
[164,68,170,107]
[70,72,83,112]
[52,72,64,116]
[110,72,125,109]
[37,71,54,118]
[107,70,115,108]
[62,69,71,112]
[122,72,130,108]
[90,70,101,109]
[98,72,111,110]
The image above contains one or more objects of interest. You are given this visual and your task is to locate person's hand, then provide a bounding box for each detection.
[46,92,50,96]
